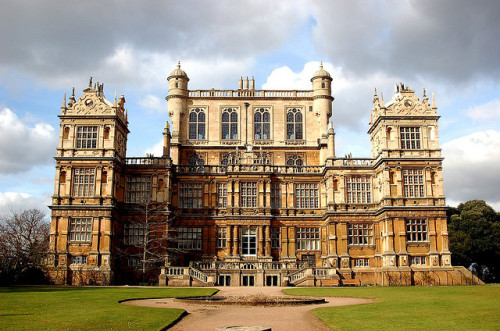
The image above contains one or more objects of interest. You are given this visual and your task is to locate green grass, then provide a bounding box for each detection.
[0,286,217,330]
[284,285,500,331]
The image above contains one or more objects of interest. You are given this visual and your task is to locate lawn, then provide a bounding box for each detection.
[284,285,500,331]
[0,286,217,330]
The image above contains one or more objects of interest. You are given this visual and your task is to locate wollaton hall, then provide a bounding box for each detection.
[47,62,480,286]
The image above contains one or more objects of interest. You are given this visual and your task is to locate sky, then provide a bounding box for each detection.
[0,0,499,215]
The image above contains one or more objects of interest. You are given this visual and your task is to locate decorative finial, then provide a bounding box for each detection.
[72,87,75,97]
[89,77,92,88]
[113,90,117,106]
[423,88,426,98]
[62,92,66,108]
[380,92,384,107]
[374,87,378,97]
[320,61,323,69]
[177,61,181,69]
[432,92,436,108]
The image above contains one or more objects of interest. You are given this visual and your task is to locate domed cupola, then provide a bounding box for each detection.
[168,61,189,81]
[311,62,332,81]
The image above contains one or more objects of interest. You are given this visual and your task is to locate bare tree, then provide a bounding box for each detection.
[0,209,50,284]
[119,200,180,284]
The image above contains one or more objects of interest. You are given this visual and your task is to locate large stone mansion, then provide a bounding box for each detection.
[47,62,480,286]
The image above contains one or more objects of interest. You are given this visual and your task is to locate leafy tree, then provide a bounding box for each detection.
[448,200,500,282]
[0,209,50,284]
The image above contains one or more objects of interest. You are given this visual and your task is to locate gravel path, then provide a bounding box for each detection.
[122,287,374,331]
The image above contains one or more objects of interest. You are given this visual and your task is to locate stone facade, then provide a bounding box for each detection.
[47,64,481,286]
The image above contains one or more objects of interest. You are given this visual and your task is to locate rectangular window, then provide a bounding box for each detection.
[177,227,202,250]
[406,219,428,242]
[403,169,425,197]
[76,126,98,149]
[296,228,320,250]
[241,182,257,208]
[218,183,228,208]
[126,176,151,203]
[271,183,281,208]
[410,256,427,265]
[354,258,370,267]
[217,227,227,248]
[179,183,203,208]
[124,223,144,245]
[72,168,95,197]
[71,255,87,265]
[69,218,92,242]
[271,227,280,249]
[128,257,142,267]
[400,127,421,149]
[346,176,372,203]
[348,224,374,245]
[295,183,319,209]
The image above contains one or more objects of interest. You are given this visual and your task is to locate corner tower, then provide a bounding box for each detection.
[166,61,189,164]
[311,63,334,139]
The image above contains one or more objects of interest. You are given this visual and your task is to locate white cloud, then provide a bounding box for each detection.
[0,107,57,174]
[139,94,165,113]
[467,100,500,120]
[144,139,164,157]
[0,192,51,217]
[442,130,500,208]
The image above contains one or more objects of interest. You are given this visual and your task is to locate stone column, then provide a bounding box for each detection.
[226,225,232,256]
[281,227,289,258]
[265,225,271,256]
[258,226,264,256]
[288,226,296,257]
[232,225,239,256]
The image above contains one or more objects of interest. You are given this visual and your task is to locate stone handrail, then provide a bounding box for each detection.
[175,164,324,175]
[189,267,209,283]
[125,157,171,166]
[188,90,313,98]
[289,268,310,283]
[166,267,186,276]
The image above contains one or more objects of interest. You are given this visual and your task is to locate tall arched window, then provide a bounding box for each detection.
[222,108,238,140]
[286,108,303,139]
[254,108,270,140]
[189,108,206,139]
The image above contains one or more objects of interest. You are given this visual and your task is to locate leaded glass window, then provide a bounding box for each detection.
[254,108,270,140]
[286,108,303,139]
[189,108,206,140]
[222,108,238,140]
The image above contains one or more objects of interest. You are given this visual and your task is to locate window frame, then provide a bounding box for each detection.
[295,183,319,209]
[348,223,374,246]
[217,183,228,208]
[76,126,98,149]
[123,222,145,246]
[254,107,271,140]
[177,227,202,250]
[271,227,280,249]
[69,218,92,243]
[400,127,421,150]
[346,176,372,204]
[217,227,227,249]
[296,227,320,250]
[406,219,428,242]
[286,107,303,140]
[221,107,238,140]
[72,168,95,197]
[126,176,151,203]
[241,182,257,208]
[188,107,206,140]
[403,169,425,198]
[179,183,203,208]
